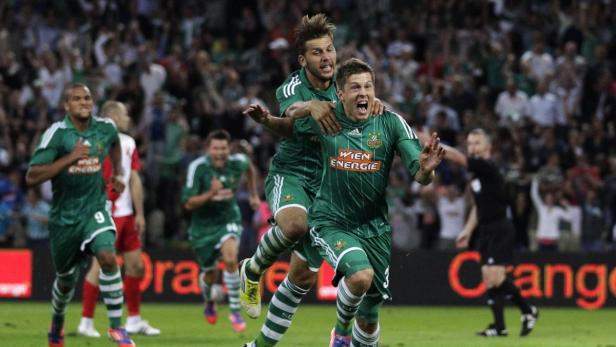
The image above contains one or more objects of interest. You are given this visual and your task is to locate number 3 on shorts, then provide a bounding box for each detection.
[383,266,390,289]
[94,211,106,224]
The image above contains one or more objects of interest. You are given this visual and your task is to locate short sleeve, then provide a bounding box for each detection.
[29,126,62,166]
[130,147,141,171]
[276,75,304,116]
[389,112,423,176]
[181,161,210,204]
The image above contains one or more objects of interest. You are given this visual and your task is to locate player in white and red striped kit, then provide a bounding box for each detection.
[78,101,160,337]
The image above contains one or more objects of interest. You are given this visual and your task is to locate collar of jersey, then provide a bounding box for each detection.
[299,68,336,95]
[63,114,93,131]
[334,102,370,129]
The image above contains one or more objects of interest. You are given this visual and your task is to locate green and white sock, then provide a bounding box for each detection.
[99,269,123,329]
[51,278,76,330]
[247,226,295,280]
[224,270,240,312]
[256,276,309,347]
[351,321,380,347]
[335,279,364,335]
[199,272,212,302]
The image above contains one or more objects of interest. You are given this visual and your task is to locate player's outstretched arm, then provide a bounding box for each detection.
[418,131,468,168]
[243,104,295,138]
[26,139,89,186]
[414,132,445,185]
[287,100,340,135]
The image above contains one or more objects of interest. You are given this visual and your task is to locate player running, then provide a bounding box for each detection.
[447,129,539,337]
[181,129,260,333]
[26,84,135,347]
[77,101,160,338]
[245,58,443,347]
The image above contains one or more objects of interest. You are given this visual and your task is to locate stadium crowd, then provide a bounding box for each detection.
[0,0,615,253]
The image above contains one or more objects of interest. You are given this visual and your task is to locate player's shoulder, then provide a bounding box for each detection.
[188,156,210,171]
[276,70,303,99]
[229,153,248,162]
[39,121,68,148]
[93,116,117,130]
[119,133,136,147]
[380,111,419,139]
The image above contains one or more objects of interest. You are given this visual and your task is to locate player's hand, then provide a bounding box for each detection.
[456,231,470,249]
[68,138,90,162]
[371,97,386,115]
[242,104,270,124]
[210,177,223,193]
[135,213,146,238]
[249,193,261,210]
[309,100,340,135]
[419,132,445,172]
[111,174,125,193]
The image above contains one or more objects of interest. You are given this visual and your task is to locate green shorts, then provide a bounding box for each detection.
[49,208,117,275]
[294,235,324,272]
[265,173,314,218]
[309,227,392,301]
[190,222,242,271]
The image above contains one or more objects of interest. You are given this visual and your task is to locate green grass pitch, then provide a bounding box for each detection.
[1,303,614,346]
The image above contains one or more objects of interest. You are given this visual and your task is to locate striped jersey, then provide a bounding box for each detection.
[181,153,250,226]
[294,103,423,238]
[29,115,119,225]
[270,68,338,195]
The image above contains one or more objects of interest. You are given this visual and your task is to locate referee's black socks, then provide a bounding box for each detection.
[486,287,505,330]
[499,278,532,314]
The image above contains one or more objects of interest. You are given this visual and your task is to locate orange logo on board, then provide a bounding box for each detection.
[329,149,382,172]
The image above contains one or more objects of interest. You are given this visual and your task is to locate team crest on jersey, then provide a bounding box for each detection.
[367,131,382,149]
[96,143,104,155]
[283,194,294,202]
[335,240,346,251]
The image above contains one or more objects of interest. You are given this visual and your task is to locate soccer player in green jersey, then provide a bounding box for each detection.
[26,84,136,347]
[246,58,444,347]
[181,129,260,333]
[239,13,383,347]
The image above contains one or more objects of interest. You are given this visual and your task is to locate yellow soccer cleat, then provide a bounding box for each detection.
[239,259,262,318]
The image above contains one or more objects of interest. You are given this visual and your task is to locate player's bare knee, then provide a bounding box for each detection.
[356,319,378,334]
[126,262,145,277]
[348,269,373,294]
[277,211,308,241]
[96,251,118,272]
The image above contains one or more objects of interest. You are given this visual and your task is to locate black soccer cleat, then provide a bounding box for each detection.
[476,324,508,337]
[520,305,539,336]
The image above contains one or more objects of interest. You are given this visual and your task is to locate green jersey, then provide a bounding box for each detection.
[269,68,338,193]
[294,103,423,238]
[181,153,250,227]
[29,115,119,225]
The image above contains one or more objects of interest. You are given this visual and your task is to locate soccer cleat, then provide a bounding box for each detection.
[108,327,137,347]
[239,259,262,318]
[77,320,101,338]
[520,305,539,336]
[228,312,247,332]
[48,328,64,347]
[204,301,218,324]
[243,341,257,347]
[329,328,351,347]
[476,324,508,337]
[125,319,161,336]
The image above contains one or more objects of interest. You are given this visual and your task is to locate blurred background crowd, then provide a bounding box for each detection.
[0,0,615,254]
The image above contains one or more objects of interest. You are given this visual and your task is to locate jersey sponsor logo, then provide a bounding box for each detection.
[367,131,382,149]
[329,149,382,173]
[68,157,101,174]
[347,128,362,137]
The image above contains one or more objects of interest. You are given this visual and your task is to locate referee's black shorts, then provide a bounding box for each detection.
[477,219,515,266]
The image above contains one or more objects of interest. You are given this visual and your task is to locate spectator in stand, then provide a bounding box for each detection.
[21,187,50,246]
[530,176,571,252]
[521,34,554,82]
[526,79,566,128]
[495,78,528,127]
[436,185,465,250]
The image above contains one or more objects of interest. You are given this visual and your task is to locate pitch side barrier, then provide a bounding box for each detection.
[2,247,615,309]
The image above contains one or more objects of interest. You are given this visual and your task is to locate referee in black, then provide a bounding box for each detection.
[445,128,538,337]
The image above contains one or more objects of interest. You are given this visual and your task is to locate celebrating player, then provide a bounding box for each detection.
[181,129,260,333]
[77,101,160,337]
[26,84,135,347]
[448,128,539,337]
[245,58,443,347]
[240,14,384,346]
